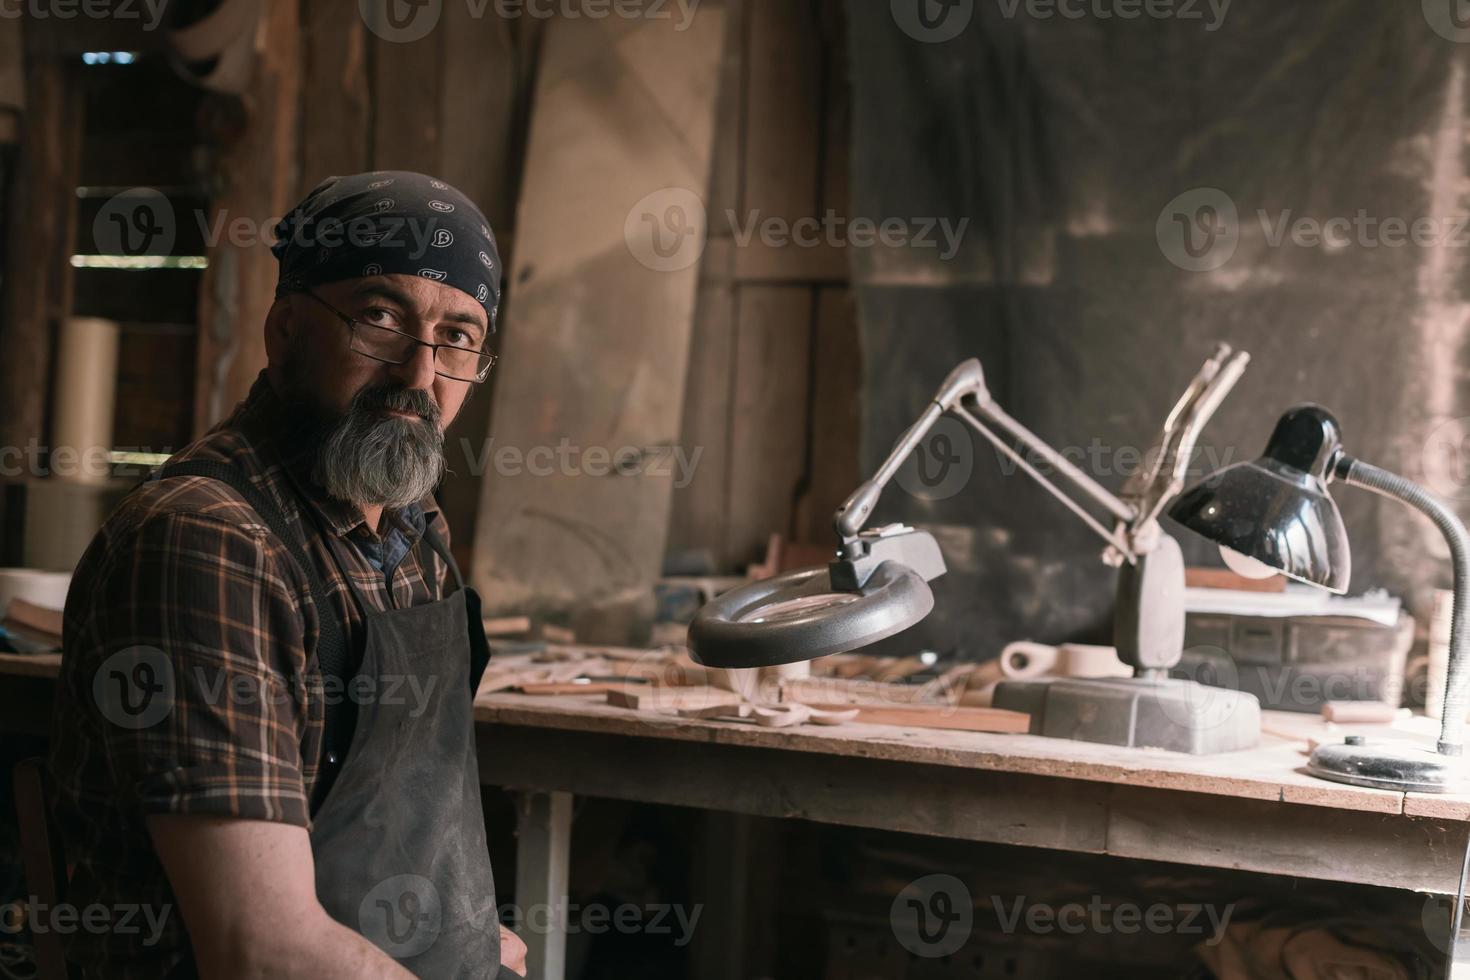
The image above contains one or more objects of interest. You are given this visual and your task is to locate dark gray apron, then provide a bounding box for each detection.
[151,461,508,978]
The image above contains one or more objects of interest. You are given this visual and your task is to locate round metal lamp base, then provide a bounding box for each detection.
[1307,737,1470,794]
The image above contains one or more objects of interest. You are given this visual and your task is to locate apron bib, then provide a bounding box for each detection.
[152,461,505,978]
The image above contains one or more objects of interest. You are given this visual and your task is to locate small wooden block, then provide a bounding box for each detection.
[802,702,1031,734]
[607,685,745,714]
[678,702,752,720]
[520,682,626,697]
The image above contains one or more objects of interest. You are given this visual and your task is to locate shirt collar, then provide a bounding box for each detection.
[229,371,441,540]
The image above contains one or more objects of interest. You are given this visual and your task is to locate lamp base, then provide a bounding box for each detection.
[991,676,1261,754]
[1307,737,1470,793]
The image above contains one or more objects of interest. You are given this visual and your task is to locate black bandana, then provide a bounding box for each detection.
[270,171,503,332]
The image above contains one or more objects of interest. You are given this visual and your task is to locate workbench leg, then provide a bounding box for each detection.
[515,790,573,980]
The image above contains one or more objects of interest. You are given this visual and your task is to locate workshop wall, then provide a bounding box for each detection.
[846,0,1470,657]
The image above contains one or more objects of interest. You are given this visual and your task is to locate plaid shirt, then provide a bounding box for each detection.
[48,370,452,978]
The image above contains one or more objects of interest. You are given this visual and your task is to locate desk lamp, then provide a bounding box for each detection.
[690,345,1264,754]
[1169,405,1470,792]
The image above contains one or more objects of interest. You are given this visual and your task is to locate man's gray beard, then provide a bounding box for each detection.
[310,386,446,510]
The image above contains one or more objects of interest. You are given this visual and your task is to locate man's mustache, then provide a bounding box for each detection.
[349,384,441,426]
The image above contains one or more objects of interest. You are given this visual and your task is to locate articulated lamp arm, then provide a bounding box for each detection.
[832,359,1140,562]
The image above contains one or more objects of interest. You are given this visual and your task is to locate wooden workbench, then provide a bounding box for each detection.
[5,651,1469,977]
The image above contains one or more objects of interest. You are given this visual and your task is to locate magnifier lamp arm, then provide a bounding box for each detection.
[831,357,1141,558]
[834,360,989,540]
[952,402,1139,560]
[1335,454,1470,757]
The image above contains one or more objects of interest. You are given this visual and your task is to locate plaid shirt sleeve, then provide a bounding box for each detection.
[68,506,321,828]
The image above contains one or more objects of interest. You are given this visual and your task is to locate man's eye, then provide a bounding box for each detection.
[362,308,400,327]
[447,328,472,347]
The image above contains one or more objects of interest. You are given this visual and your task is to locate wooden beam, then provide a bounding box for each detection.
[192,0,302,433]
[301,2,370,183]
[514,790,574,980]
[0,28,82,465]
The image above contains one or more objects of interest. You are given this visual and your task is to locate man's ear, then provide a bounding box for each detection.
[263,294,295,366]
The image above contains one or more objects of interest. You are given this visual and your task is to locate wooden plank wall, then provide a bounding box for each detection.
[667,0,859,574]
[469,5,729,630]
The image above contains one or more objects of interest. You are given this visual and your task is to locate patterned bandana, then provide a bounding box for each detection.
[270,171,503,332]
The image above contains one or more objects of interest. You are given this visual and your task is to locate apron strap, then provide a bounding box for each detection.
[416,522,491,695]
[417,521,465,592]
[140,459,352,814]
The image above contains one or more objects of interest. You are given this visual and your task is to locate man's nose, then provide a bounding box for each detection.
[390,339,440,391]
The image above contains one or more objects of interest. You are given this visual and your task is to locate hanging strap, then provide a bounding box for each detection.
[417,521,492,695]
[142,460,352,812]
[418,521,464,592]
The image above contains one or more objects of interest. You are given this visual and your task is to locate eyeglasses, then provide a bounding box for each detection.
[300,289,498,383]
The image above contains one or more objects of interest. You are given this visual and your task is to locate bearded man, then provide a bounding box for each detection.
[49,171,527,979]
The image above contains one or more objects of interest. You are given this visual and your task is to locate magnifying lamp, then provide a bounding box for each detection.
[690,345,1264,754]
[1170,405,1470,792]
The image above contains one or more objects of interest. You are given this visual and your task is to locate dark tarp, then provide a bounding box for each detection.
[848,0,1470,657]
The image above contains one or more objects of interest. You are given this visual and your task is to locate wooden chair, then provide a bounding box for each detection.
[12,758,74,980]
